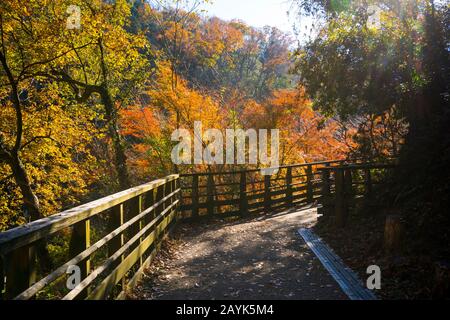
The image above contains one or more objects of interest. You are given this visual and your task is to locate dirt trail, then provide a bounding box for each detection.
[131,206,347,300]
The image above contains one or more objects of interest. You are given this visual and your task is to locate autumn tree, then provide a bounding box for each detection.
[0,0,97,224]
[122,61,224,177]
[37,0,152,191]
[293,0,450,262]
[294,0,448,147]
[0,0,102,268]
[242,88,353,165]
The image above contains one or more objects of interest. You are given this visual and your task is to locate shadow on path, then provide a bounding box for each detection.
[131,206,347,300]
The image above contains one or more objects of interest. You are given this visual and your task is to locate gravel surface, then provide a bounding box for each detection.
[131,206,348,300]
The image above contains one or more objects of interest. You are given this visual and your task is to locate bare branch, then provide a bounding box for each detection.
[20,134,57,151]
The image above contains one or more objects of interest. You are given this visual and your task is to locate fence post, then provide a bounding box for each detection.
[344,169,353,211]
[108,204,124,258]
[155,184,165,241]
[144,189,155,224]
[174,178,181,221]
[264,175,271,213]
[4,244,36,299]
[335,169,347,227]
[240,171,248,216]
[306,165,314,203]
[156,185,165,218]
[128,195,143,236]
[192,175,199,218]
[164,180,174,235]
[286,167,293,207]
[319,168,331,217]
[69,219,91,298]
[207,175,215,216]
[127,194,143,267]
[107,204,125,289]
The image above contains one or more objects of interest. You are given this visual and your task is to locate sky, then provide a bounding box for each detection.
[200,0,297,33]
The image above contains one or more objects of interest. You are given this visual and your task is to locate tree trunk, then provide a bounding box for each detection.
[1,46,52,273]
[384,215,404,255]
[100,88,131,191]
[9,153,41,221]
[7,152,52,272]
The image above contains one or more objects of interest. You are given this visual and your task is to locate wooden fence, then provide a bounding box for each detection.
[179,160,346,218]
[0,160,396,300]
[318,163,397,227]
[0,175,180,300]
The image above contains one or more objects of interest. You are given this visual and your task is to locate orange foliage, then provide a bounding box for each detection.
[121,106,161,139]
[242,88,354,164]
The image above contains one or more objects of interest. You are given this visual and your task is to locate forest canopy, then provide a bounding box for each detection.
[0,0,448,235]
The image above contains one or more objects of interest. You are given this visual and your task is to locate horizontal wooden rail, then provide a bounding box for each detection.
[2,159,383,300]
[317,162,396,227]
[179,160,348,219]
[179,160,346,177]
[0,175,180,300]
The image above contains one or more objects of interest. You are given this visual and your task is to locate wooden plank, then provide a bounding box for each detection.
[247,192,265,201]
[264,175,271,213]
[270,188,288,197]
[286,167,293,207]
[127,195,143,247]
[174,179,181,221]
[179,160,345,177]
[128,195,143,267]
[0,175,179,255]
[14,190,180,300]
[64,201,179,300]
[108,204,124,259]
[306,165,314,203]
[118,221,177,300]
[214,199,240,207]
[144,189,155,240]
[239,172,248,216]
[108,204,125,292]
[87,210,176,300]
[155,184,165,220]
[292,193,307,201]
[5,244,36,299]
[271,197,289,206]
[191,175,199,218]
[320,168,331,215]
[291,185,307,193]
[144,189,155,214]
[206,175,215,216]
[69,219,91,298]
[248,201,265,209]
[344,169,353,200]
[87,230,157,300]
[162,181,172,239]
[298,228,377,300]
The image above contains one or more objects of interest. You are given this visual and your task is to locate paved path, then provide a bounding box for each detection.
[132,207,347,300]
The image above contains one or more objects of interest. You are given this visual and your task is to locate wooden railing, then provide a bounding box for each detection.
[0,175,180,300]
[178,160,347,219]
[318,163,397,227]
[0,159,394,300]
